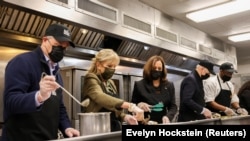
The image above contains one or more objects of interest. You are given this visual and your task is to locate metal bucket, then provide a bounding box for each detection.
[78,112,111,136]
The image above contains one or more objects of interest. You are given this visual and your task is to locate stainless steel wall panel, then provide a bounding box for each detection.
[0,47,29,123]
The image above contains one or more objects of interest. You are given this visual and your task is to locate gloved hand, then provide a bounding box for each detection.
[162,116,170,124]
[236,108,248,115]
[38,75,59,102]
[224,107,237,116]
[128,103,144,121]
[202,108,212,119]
[124,114,138,125]
[137,102,152,112]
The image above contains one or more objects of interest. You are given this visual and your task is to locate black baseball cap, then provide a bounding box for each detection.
[220,62,238,73]
[199,60,215,75]
[45,23,75,47]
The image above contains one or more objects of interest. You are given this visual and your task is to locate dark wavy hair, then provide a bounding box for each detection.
[238,80,250,96]
[143,55,168,82]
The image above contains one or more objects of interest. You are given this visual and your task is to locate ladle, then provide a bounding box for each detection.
[41,72,89,107]
[59,85,90,107]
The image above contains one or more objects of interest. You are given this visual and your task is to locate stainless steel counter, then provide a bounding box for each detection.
[50,131,121,141]
[50,115,250,141]
[168,115,250,125]
[220,115,250,125]
[167,118,221,125]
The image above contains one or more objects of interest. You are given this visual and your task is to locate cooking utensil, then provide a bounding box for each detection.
[41,72,89,107]
[150,102,164,112]
[152,102,164,108]
[58,85,89,107]
[151,108,163,112]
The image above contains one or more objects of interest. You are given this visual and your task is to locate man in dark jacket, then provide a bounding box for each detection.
[2,24,80,141]
[178,60,215,122]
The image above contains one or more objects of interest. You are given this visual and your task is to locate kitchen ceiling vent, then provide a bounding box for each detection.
[0,1,203,73]
[122,14,152,35]
[226,55,236,64]
[160,51,184,66]
[46,0,70,8]
[76,0,118,23]
[180,36,197,50]
[198,44,212,56]
[100,36,122,51]
[117,41,144,58]
[75,30,104,49]
[0,6,50,37]
[213,49,225,60]
[139,47,161,61]
[155,26,178,43]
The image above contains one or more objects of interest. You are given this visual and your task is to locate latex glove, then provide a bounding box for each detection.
[39,75,59,102]
[202,108,212,119]
[236,108,248,115]
[224,107,237,116]
[128,103,144,121]
[124,114,138,125]
[162,116,170,124]
[137,102,152,112]
[65,127,80,137]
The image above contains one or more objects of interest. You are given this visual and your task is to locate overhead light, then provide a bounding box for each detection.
[228,33,250,42]
[81,29,88,34]
[186,0,250,22]
[144,46,150,50]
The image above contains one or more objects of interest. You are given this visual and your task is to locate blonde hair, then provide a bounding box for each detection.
[88,49,120,73]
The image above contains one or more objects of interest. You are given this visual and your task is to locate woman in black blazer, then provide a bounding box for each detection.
[131,55,177,124]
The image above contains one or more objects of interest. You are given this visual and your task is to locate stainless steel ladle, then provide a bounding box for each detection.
[41,72,89,107]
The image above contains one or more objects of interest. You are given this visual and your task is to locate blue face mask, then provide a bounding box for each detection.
[49,46,65,63]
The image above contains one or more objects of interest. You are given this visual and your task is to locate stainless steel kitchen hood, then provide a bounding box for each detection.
[0,0,224,75]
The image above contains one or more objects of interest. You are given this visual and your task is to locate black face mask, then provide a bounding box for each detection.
[101,67,115,80]
[49,46,65,63]
[151,70,162,80]
[201,73,210,80]
[221,75,231,82]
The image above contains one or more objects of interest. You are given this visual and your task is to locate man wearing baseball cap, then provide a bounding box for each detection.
[178,60,215,122]
[44,23,75,63]
[204,62,248,117]
[2,23,79,141]
[45,23,75,48]
[220,62,238,74]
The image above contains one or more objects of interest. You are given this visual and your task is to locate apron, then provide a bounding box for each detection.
[208,76,232,116]
[5,60,61,141]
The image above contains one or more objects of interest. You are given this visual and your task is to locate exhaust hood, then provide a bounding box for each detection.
[0,0,221,75]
